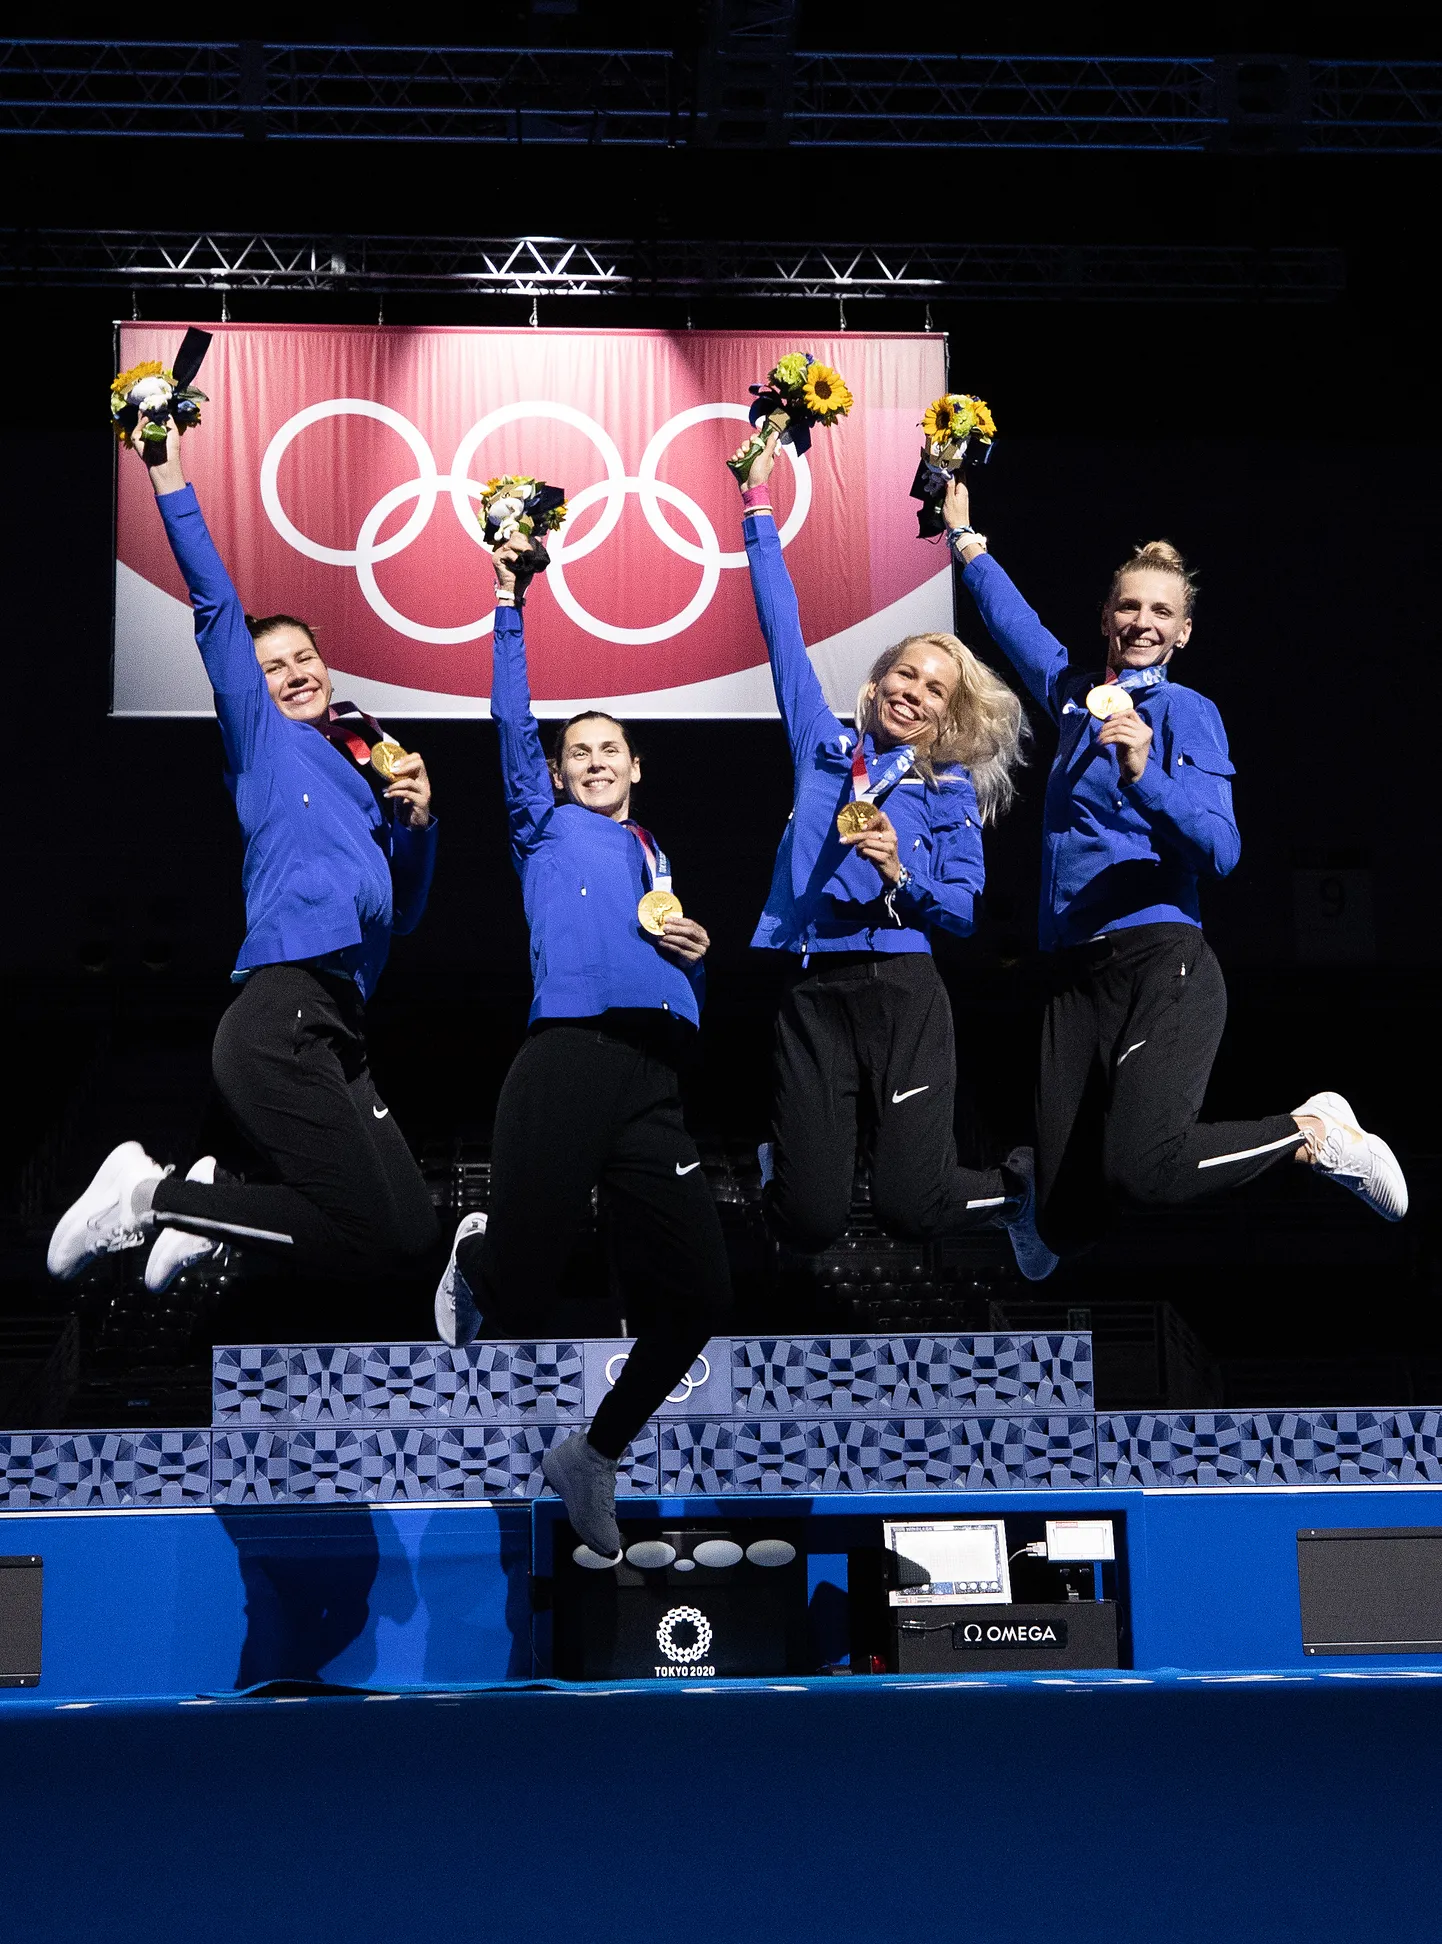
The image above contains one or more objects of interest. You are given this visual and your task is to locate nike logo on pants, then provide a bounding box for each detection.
[675,1161,701,1176]
[892,1086,930,1104]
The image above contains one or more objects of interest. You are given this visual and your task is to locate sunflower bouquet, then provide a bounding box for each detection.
[476,475,569,552]
[109,329,214,449]
[727,351,854,483]
[911,391,997,536]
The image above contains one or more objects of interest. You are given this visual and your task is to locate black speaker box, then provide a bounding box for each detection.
[0,1555,42,1687]
[552,1523,809,1681]
[892,1600,1120,1674]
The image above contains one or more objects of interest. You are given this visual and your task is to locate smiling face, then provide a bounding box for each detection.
[552,715,641,822]
[1103,568,1193,672]
[866,642,961,752]
[253,624,333,724]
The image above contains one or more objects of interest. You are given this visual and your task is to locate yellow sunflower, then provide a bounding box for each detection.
[111,359,169,400]
[802,363,853,424]
[965,394,997,440]
[921,394,962,441]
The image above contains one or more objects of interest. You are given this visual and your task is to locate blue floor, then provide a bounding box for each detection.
[4,1672,1440,1943]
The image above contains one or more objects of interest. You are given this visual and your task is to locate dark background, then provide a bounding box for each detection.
[1,2,1437,1417]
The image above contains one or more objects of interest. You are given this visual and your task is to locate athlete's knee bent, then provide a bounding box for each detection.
[765,1183,850,1256]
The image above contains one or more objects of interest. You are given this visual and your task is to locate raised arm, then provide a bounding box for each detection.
[487,540,559,862]
[131,424,274,774]
[942,476,1069,721]
[735,430,841,764]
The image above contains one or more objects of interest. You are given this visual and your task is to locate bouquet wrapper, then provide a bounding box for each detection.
[728,395,812,484]
[911,437,992,539]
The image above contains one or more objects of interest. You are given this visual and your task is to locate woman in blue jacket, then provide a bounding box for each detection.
[48,423,440,1290]
[943,474,1406,1251]
[736,431,1053,1280]
[432,535,730,1561]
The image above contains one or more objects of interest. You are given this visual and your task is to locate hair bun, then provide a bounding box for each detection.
[1132,539,1187,571]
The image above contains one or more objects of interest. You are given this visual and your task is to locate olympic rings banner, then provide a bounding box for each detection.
[113,324,951,718]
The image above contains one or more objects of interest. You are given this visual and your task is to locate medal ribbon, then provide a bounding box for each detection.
[627,823,672,893]
[1102,665,1169,697]
[849,742,918,808]
[323,698,385,770]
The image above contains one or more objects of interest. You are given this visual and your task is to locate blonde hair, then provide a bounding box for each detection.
[1108,538,1198,617]
[854,631,1028,825]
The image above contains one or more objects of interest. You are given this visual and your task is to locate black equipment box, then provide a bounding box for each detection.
[1298,1527,1442,1656]
[893,1601,1120,1674]
[0,1555,42,1687]
[552,1523,809,1681]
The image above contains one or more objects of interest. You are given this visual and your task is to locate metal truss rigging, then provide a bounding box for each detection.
[0,230,1345,303]
[0,41,1437,151]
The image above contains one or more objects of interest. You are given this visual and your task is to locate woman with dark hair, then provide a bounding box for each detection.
[48,422,440,1292]
[432,536,730,1562]
[734,429,1055,1280]
[943,475,1407,1252]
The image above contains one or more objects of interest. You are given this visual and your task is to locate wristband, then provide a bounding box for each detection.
[494,590,516,607]
[741,484,773,511]
[946,525,987,558]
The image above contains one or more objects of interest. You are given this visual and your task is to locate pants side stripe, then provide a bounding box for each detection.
[158,1213,295,1245]
[1196,1130,1304,1170]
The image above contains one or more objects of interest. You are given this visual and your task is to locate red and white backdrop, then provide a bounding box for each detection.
[113,324,951,718]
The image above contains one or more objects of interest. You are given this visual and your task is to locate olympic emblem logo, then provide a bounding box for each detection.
[259,399,812,648]
[605,1350,711,1406]
[656,1606,713,1663]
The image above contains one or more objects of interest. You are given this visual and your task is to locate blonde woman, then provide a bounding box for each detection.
[944,476,1406,1251]
[735,430,1053,1278]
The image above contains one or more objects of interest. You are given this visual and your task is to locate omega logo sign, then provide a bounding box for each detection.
[958,1621,1068,1648]
[654,1605,716,1678]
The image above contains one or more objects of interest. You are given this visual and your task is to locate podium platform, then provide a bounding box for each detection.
[5,1334,1442,1940]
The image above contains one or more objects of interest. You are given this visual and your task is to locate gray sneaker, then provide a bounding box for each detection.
[1000,1147,1059,1282]
[542,1431,623,1561]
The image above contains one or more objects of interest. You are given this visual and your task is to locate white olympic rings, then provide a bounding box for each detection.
[606,1350,711,1406]
[656,1606,713,1663]
[258,398,811,649]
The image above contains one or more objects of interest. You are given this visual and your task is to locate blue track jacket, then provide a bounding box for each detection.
[744,509,985,955]
[962,550,1239,952]
[157,485,437,1000]
[491,607,703,1028]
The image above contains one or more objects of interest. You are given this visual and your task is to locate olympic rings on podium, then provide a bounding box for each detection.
[258,399,811,647]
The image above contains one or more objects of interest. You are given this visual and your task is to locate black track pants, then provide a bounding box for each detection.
[1036,922,1304,1256]
[765,952,1012,1254]
[454,1021,732,1459]
[150,965,439,1274]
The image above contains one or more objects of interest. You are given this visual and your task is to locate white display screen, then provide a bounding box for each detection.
[883,1519,1012,1608]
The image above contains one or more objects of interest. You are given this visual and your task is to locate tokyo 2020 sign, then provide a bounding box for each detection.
[113,324,951,718]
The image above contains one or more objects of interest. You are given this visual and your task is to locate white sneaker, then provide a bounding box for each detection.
[435,1210,487,1347]
[144,1156,224,1294]
[1294,1090,1408,1222]
[47,1141,164,1281]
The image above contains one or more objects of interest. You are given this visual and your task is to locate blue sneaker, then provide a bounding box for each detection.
[757,1141,775,1189]
[434,1210,487,1346]
[1001,1148,1058,1282]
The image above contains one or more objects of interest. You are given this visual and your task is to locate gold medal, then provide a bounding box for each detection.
[1085,684,1134,721]
[638,889,683,936]
[369,738,409,780]
[837,798,882,838]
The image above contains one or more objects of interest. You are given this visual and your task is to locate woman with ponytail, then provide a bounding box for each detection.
[735,429,1055,1279]
[944,479,1407,1252]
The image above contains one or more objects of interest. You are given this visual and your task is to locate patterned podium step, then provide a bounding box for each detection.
[3,1334,1441,1507]
[210,1334,1095,1426]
